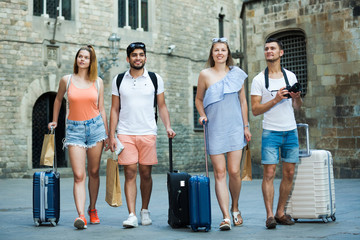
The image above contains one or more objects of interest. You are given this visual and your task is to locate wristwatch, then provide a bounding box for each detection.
[244,124,250,128]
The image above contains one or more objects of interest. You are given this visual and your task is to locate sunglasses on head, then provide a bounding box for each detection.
[79,45,92,52]
[212,37,228,43]
[129,43,145,49]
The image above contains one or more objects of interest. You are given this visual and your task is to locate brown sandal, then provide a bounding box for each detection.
[275,214,294,225]
[266,217,277,229]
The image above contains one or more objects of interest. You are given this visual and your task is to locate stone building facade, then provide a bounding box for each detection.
[241,0,360,178]
[0,0,243,177]
[0,0,359,178]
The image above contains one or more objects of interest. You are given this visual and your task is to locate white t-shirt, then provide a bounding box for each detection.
[250,68,298,131]
[111,69,164,135]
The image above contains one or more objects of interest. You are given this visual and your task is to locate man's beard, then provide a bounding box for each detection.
[130,62,145,70]
[266,56,280,63]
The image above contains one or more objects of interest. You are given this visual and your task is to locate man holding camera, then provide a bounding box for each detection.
[250,38,302,229]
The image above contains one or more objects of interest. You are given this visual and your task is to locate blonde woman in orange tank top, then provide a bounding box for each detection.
[48,45,109,230]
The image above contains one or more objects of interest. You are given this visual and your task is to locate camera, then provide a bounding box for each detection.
[285,83,302,98]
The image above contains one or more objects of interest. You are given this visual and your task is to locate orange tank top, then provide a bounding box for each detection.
[67,79,99,121]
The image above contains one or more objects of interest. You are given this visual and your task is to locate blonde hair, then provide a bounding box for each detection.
[73,45,98,82]
[205,42,234,68]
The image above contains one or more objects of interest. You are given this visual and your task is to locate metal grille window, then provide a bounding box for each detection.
[193,86,202,130]
[33,0,72,20]
[32,93,67,168]
[269,31,307,96]
[118,0,148,31]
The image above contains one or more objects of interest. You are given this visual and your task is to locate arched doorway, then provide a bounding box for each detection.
[32,92,67,168]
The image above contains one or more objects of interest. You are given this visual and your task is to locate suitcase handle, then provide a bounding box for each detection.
[51,127,58,173]
[297,123,311,157]
[169,138,173,172]
[203,121,209,178]
[176,190,182,210]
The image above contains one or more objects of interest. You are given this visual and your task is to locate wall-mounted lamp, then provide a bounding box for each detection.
[232,49,244,68]
[98,33,121,79]
[231,50,244,59]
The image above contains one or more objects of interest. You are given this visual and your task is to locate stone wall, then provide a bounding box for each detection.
[1,0,358,178]
[241,0,360,178]
[0,0,243,177]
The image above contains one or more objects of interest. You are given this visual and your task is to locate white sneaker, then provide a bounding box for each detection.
[123,213,138,228]
[140,209,152,225]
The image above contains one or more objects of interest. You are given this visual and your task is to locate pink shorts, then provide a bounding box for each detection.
[117,135,158,165]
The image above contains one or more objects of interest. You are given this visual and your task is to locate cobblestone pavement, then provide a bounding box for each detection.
[0,174,359,240]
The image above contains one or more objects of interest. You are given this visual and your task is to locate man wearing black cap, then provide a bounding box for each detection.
[108,42,176,228]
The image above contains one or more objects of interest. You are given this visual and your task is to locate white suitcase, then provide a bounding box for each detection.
[285,124,336,223]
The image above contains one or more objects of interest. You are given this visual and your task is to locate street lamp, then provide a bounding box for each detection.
[98,33,121,79]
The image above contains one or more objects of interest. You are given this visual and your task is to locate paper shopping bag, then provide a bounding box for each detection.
[105,156,122,207]
[241,144,252,181]
[40,132,55,166]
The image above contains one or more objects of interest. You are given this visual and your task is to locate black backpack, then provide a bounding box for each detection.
[116,71,158,122]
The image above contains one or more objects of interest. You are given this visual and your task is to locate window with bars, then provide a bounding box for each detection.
[33,0,72,20]
[193,86,202,130]
[268,31,307,97]
[118,0,148,31]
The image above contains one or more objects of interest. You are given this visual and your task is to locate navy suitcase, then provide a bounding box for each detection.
[188,123,211,232]
[33,129,60,226]
[189,175,211,231]
[33,170,60,226]
[167,138,191,228]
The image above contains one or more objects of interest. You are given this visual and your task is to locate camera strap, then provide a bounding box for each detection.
[264,67,290,90]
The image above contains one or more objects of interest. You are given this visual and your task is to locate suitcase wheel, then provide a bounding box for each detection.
[34,219,40,227]
[321,217,328,223]
[331,215,336,222]
[205,225,211,232]
[50,221,57,227]
[191,226,198,232]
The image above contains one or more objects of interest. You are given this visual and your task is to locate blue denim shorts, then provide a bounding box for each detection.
[261,129,299,164]
[64,114,107,149]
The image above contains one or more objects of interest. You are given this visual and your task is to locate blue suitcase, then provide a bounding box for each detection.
[33,128,60,226]
[189,175,211,231]
[188,122,211,232]
[33,170,60,226]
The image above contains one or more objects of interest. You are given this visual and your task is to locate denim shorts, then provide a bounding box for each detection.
[64,114,107,149]
[261,129,299,164]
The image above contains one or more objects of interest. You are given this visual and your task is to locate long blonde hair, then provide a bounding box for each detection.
[73,45,98,82]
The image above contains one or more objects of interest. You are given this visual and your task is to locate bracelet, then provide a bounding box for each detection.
[244,124,250,128]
